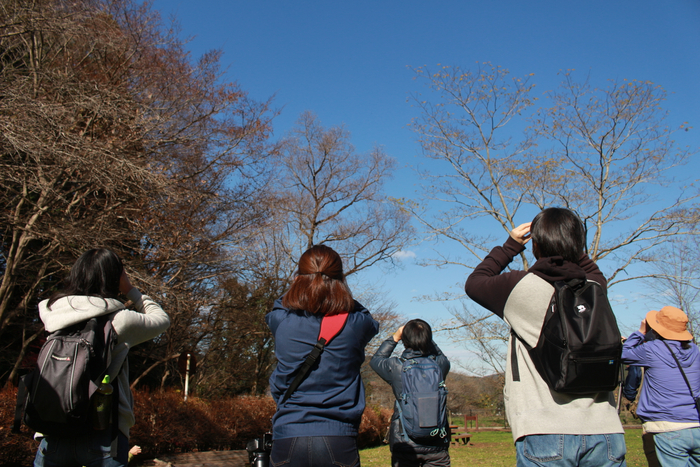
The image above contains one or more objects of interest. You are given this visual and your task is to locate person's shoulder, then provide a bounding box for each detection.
[349,301,375,322]
[265,297,294,327]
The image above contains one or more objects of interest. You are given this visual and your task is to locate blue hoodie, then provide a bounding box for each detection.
[622,331,700,423]
[266,298,379,439]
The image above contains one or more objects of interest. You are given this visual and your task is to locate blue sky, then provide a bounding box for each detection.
[151,0,700,371]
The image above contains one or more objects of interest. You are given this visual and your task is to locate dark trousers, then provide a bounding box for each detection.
[642,431,660,467]
[34,430,128,467]
[391,449,450,467]
[270,436,359,467]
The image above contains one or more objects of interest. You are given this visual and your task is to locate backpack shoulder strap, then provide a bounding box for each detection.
[318,312,349,345]
[510,329,531,382]
[12,374,30,434]
[281,312,349,404]
[662,340,700,420]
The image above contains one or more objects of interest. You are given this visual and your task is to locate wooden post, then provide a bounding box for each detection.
[184,353,191,402]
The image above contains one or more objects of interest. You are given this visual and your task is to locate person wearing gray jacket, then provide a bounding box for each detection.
[370,319,451,467]
[35,248,170,467]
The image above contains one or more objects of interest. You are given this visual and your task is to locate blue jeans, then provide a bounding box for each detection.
[515,433,626,467]
[270,436,359,467]
[33,431,123,467]
[653,427,700,467]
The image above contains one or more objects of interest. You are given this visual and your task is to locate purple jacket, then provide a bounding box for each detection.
[622,331,700,423]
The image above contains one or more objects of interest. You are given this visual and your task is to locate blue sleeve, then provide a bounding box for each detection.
[353,300,379,345]
[621,331,651,365]
[370,338,399,383]
[433,341,451,378]
[622,365,642,401]
[265,297,287,336]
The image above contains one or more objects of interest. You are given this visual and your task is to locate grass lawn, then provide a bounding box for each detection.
[360,428,647,466]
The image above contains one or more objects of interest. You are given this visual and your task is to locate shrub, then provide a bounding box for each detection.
[358,404,392,449]
[0,386,389,463]
[130,390,276,455]
[0,386,39,466]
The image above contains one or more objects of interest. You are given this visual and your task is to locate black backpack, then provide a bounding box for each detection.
[396,356,449,443]
[512,278,622,394]
[14,315,118,436]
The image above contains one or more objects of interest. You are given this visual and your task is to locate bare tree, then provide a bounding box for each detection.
[409,63,698,375]
[408,62,537,270]
[0,0,275,386]
[275,111,414,275]
[445,302,509,376]
[527,72,697,286]
[200,112,414,396]
[641,235,700,339]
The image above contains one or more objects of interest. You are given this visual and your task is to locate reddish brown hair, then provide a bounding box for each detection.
[282,245,354,315]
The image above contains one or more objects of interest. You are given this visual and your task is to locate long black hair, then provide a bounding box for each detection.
[48,248,124,307]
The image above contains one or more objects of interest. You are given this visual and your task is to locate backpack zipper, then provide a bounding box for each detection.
[32,340,58,402]
[69,342,80,413]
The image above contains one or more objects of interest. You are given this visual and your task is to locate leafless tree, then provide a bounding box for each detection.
[408,63,537,270]
[0,0,275,386]
[641,235,700,339]
[275,111,414,275]
[526,72,697,286]
[409,63,698,375]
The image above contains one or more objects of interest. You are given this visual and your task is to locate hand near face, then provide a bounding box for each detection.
[393,325,405,343]
[639,319,649,335]
[119,270,134,295]
[510,222,532,245]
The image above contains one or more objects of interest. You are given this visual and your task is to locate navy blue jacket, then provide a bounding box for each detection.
[370,338,451,452]
[266,298,379,439]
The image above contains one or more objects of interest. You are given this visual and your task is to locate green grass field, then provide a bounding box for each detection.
[360,429,647,466]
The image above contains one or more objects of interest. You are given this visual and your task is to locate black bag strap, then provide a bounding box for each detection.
[661,340,700,419]
[511,330,521,382]
[110,366,121,440]
[12,374,29,434]
[281,312,349,404]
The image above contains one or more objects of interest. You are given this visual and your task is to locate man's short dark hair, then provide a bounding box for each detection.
[402,319,434,355]
[530,207,586,262]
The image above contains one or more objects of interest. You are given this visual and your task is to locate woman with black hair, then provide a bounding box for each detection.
[370,319,451,467]
[266,244,378,467]
[34,249,169,467]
